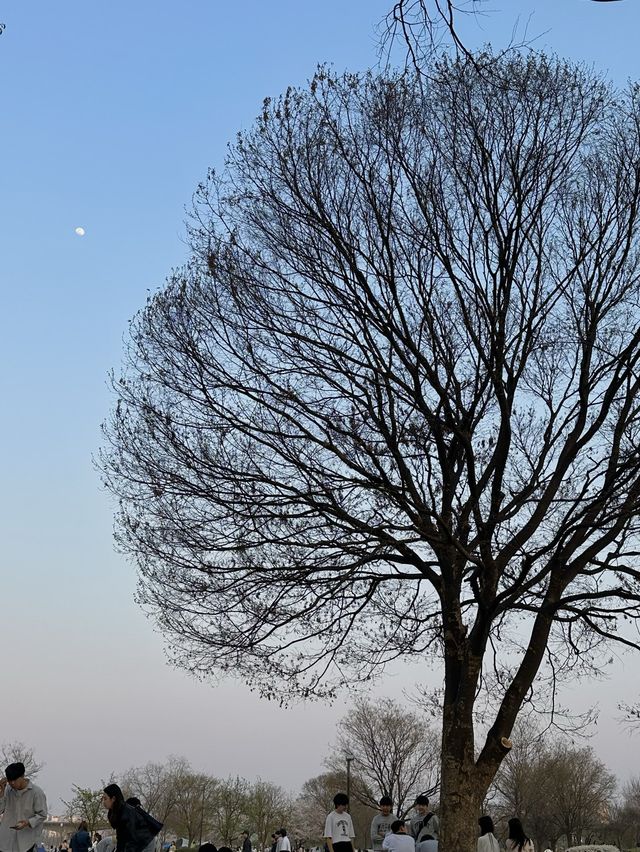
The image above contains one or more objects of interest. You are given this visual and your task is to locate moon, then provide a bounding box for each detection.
[74,227,85,236]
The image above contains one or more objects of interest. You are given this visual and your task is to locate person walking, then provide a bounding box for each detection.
[477,817,499,852]
[0,762,48,852]
[506,818,534,852]
[70,823,92,852]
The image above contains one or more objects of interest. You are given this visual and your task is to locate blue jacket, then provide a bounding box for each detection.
[70,831,92,852]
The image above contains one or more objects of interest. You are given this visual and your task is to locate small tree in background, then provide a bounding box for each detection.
[328,697,439,814]
[63,786,108,834]
[1,742,43,778]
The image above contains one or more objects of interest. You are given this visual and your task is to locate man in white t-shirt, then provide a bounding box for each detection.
[382,821,416,852]
[324,793,355,852]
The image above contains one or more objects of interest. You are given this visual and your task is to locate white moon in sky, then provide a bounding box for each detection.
[74,227,85,236]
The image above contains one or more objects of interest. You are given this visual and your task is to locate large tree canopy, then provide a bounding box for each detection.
[103,50,640,851]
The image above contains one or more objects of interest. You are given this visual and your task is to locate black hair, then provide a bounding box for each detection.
[5,763,25,781]
[507,818,530,852]
[78,823,88,833]
[379,796,393,807]
[333,793,349,808]
[199,844,218,852]
[478,816,494,836]
[126,797,141,808]
[279,830,287,838]
[391,821,405,834]
[414,795,429,806]
[104,784,126,827]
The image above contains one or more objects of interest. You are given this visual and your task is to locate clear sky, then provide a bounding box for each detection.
[1,0,640,814]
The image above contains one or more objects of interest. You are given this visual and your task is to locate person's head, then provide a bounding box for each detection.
[94,836,102,843]
[103,783,125,821]
[242,833,249,840]
[333,793,349,812]
[414,795,429,815]
[218,847,233,852]
[379,796,393,816]
[5,762,27,791]
[126,797,141,808]
[478,816,494,836]
[78,823,88,833]
[391,821,406,835]
[508,818,528,850]
[279,830,287,838]
[199,844,217,852]
[271,835,278,842]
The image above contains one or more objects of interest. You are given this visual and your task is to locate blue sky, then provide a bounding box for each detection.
[1,0,640,813]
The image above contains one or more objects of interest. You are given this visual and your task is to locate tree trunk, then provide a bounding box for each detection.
[439,674,486,852]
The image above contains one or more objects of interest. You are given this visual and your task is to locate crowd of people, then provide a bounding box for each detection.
[0,760,541,852]
[326,792,537,852]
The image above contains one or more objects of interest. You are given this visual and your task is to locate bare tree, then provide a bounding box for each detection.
[102,46,640,852]
[1,742,43,778]
[327,697,438,814]
[210,776,248,846]
[244,780,291,852]
[120,757,188,833]
[295,772,373,849]
[169,769,217,846]
[493,733,617,849]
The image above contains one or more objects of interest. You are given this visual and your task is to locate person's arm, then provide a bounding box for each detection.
[324,815,334,852]
[27,787,48,829]
[382,836,393,852]
[371,818,380,845]
[348,816,356,851]
[0,779,8,816]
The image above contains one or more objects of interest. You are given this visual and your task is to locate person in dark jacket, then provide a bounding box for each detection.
[102,784,156,852]
[241,832,252,852]
[70,822,92,852]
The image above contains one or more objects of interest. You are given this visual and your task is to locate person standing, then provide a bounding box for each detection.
[477,817,499,852]
[371,797,396,852]
[505,818,534,852]
[409,797,439,850]
[0,762,48,852]
[276,831,290,852]
[323,794,355,852]
[241,833,251,852]
[70,823,92,852]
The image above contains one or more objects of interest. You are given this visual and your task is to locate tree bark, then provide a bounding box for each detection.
[439,704,485,852]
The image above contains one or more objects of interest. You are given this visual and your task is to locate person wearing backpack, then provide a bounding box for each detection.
[409,796,439,850]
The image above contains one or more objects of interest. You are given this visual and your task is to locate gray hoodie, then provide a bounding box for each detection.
[371,813,397,851]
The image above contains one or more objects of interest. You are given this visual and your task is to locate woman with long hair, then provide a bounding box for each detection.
[506,818,534,852]
[477,816,499,852]
[102,784,156,852]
